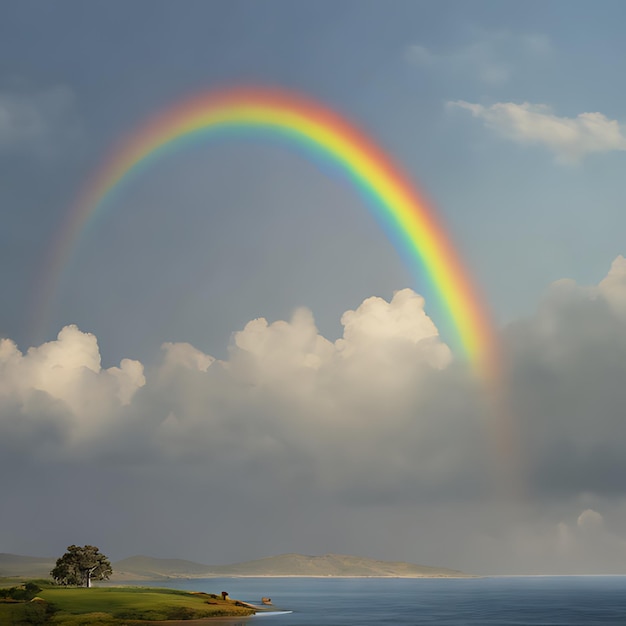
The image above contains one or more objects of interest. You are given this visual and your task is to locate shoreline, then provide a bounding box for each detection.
[110,573,476,582]
[146,610,292,625]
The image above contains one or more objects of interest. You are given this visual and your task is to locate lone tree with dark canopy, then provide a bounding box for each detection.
[51,545,112,587]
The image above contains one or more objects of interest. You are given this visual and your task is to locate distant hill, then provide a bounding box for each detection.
[0,553,55,578]
[1,552,471,581]
[112,555,213,581]
[111,553,470,580]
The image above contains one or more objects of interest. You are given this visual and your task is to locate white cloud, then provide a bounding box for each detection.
[0,85,80,155]
[7,259,626,502]
[0,325,144,439]
[161,341,215,372]
[599,255,626,316]
[336,289,451,368]
[6,262,626,571]
[577,508,604,530]
[448,100,626,163]
[0,291,480,497]
[339,289,445,349]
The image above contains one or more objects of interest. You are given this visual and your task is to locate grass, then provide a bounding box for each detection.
[0,581,255,624]
[0,599,50,625]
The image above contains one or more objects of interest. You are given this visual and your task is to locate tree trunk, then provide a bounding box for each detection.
[86,566,97,588]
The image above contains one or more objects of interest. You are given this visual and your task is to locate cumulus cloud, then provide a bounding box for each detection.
[0,85,80,155]
[0,291,483,495]
[448,100,626,163]
[577,508,604,530]
[5,265,626,572]
[160,341,215,372]
[0,290,494,567]
[406,31,551,84]
[0,325,144,444]
[598,255,626,316]
[506,255,626,499]
[337,289,450,367]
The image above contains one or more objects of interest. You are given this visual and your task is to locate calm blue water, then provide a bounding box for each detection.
[143,576,626,625]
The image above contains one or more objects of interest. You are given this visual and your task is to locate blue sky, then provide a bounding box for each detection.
[4,1,626,573]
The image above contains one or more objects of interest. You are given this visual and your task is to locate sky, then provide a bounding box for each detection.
[3,0,626,575]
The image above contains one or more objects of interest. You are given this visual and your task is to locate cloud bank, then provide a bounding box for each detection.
[0,289,467,491]
[448,100,626,163]
[5,263,626,573]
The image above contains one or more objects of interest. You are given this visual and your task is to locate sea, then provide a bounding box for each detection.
[147,576,626,625]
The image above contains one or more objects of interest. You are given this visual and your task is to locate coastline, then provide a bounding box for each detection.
[110,573,477,582]
[145,618,254,625]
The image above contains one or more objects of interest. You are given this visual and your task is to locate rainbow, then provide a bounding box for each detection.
[38,86,499,382]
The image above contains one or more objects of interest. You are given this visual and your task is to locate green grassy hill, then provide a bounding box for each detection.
[0,582,255,624]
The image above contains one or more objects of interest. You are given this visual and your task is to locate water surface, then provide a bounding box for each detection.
[141,576,626,624]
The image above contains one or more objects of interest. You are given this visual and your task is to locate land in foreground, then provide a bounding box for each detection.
[0,580,256,625]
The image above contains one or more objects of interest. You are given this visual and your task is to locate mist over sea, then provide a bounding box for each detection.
[142,576,626,624]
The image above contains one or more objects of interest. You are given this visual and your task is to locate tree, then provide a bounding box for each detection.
[50,545,112,587]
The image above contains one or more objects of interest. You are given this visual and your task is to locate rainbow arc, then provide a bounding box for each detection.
[35,85,520,490]
[40,86,498,382]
